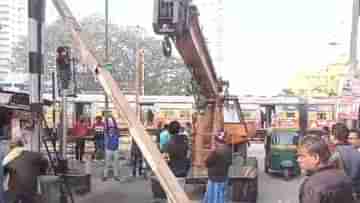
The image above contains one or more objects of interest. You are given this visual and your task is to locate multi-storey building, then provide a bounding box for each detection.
[0,0,27,74]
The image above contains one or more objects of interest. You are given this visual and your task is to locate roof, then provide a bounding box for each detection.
[0,89,51,111]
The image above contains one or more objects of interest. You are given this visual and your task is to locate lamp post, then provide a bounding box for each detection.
[135,26,144,121]
[349,0,359,75]
[103,0,110,166]
[340,0,360,128]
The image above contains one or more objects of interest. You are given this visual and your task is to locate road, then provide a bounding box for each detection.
[249,143,303,203]
[71,143,303,203]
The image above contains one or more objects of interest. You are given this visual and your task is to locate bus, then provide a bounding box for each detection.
[43,93,194,129]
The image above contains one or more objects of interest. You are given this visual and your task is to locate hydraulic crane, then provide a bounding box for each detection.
[153,1,258,202]
[153,0,250,176]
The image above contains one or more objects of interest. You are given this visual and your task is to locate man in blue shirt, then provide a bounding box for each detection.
[159,124,170,152]
[103,118,120,181]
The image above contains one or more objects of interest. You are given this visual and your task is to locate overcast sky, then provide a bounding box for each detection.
[47,0,353,96]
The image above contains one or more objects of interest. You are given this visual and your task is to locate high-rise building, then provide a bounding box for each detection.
[0,0,27,74]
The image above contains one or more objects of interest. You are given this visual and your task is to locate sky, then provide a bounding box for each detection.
[46,0,353,96]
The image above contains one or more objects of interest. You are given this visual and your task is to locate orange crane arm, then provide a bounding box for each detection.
[175,8,219,98]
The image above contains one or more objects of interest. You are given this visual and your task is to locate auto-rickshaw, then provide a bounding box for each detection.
[264,128,300,180]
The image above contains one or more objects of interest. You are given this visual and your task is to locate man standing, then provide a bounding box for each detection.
[3,139,48,203]
[297,135,354,203]
[159,124,169,152]
[130,140,143,178]
[329,123,360,200]
[72,117,89,162]
[103,117,120,181]
[348,129,360,150]
[329,122,349,153]
[92,116,105,160]
[163,121,190,178]
[202,131,232,203]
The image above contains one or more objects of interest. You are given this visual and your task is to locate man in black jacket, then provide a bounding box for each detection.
[297,135,354,203]
[202,130,232,203]
[329,124,360,199]
[3,139,48,203]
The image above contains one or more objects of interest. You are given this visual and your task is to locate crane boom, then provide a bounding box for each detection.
[153,1,258,200]
[175,7,219,98]
[153,0,252,175]
[51,0,190,202]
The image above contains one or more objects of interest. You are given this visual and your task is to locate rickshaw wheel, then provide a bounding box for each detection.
[264,163,269,173]
[264,157,269,173]
[283,169,291,180]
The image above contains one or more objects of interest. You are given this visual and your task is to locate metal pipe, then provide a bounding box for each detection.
[61,94,67,158]
[52,72,56,130]
[104,0,110,163]
[350,0,360,70]
[104,1,109,111]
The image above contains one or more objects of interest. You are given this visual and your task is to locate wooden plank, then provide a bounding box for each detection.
[52,1,190,202]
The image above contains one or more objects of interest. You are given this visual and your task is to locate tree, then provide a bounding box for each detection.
[12,15,192,95]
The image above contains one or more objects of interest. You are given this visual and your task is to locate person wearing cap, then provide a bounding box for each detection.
[202,129,232,203]
[103,117,120,181]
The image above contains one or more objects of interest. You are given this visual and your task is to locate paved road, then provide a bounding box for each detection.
[249,143,303,203]
[74,160,154,203]
[71,143,303,203]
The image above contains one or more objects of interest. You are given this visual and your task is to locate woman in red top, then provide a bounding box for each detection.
[73,117,89,162]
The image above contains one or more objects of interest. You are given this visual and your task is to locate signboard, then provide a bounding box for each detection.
[307,104,333,112]
[341,73,360,97]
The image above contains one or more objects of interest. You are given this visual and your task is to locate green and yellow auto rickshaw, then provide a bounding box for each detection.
[264,128,300,180]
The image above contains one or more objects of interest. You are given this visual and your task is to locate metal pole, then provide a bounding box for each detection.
[61,94,67,158]
[104,0,109,111]
[29,0,46,152]
[135,26,143,121]
[137,49,145,122]
[348,0,359,128]
[104,0,110,162]
[350,0,359,72]
[135,51,140,120]
[52,72,56,129]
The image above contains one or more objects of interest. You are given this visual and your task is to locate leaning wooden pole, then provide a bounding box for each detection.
[51,1,190,202]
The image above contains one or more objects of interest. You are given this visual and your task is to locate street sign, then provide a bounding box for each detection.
[105,63,112,71]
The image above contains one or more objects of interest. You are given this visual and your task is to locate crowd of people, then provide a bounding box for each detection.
[5,110,360,203]
[298,123,360,203]
[193,122,360,203]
